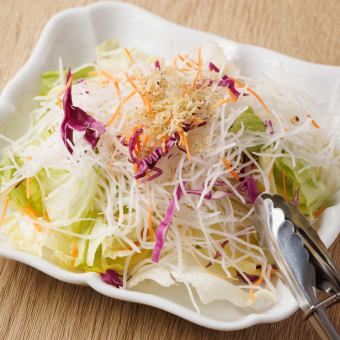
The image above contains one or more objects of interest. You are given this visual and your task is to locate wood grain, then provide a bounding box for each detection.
[0,1,339,339]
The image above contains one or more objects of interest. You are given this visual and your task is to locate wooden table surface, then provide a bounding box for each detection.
[0,0,339,339]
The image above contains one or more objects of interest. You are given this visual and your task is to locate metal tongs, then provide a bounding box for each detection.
[254,193,340,339]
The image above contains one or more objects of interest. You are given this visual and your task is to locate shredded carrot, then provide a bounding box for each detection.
[43,210,51,223]
[0,196,9,227]
[126,75,153,116]
[177,55,193,68]
[22,206,43,231]
[249,276,264,303]
[178,128,191,160]
[71,239,78,258]
[313,206,325,218]
[249,289,255,303]
[284,127,289,132]
[282,171,288,201]
[136,136,141,153]
[99,70,117,81]
[161,137,168,153]
[22,206,38,218]
[25,177,31,199]
[212,98,233,109]
[255,276,264,286]
[306,114,320,129]
[191,48,202,90]
[178,54,185,61]
[133,163,139,174]
[126,75,146,103]
[142,135,150,148]
[124,47,135,64]
[221,156,240,181]
[106,90,137,126]
[114,80,122,102]
[232,78,245,88]
[247,87,271,114]
[226,88,237,102]
[231,77,271,114]
[148,206,155,241]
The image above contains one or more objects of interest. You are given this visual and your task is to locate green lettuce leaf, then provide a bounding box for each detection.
[271,157,331,217]
[39,65,95,95]
[229,106,266,134]
[229,106,266,153]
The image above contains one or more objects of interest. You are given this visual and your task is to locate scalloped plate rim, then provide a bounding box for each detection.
[0,1,339,331]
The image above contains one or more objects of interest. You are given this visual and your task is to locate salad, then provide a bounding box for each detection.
[0,40,339,312]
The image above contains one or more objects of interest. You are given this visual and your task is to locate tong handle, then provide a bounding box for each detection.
[303,292,340,339]
[307,305,340,340]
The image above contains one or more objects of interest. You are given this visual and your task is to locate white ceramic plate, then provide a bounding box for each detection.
[0,1,340,331]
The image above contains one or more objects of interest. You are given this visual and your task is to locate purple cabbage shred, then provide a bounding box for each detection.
[152,185,183,262]
[61,69,105,153]
[218,75,240,98]
[208,62,220,73]
[237,176,260,203]
[100,269,123,288]
[293,187,300,207]
[265,120,274,135]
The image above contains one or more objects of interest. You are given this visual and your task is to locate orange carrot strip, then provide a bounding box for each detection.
[126,75,146,104]
[221,157,240,181]
[22,206,43,232]
[0,196,9,227]
[313,206,325,218]
[124,48,136,64]
[226,88,237,102]
[231,77,271,114]
[22,206,38,218]
[247,87,271,114]
[178,55,185,62]
[136,135,141,154]
[306,114,320,128]
[114,80,122,102]
[106,90,137,126]
[71,239,78,258]
[232,78,245,88]
[178,128,191,160]
[126,75,153,115]
[161,137,168,153]
[148,207,155,241]
[249,289,256,303]
[142,135,150,148]
[99,70,117,81]
[133,163,139,174]
[249,276,264,303]
[26,177,31,199]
